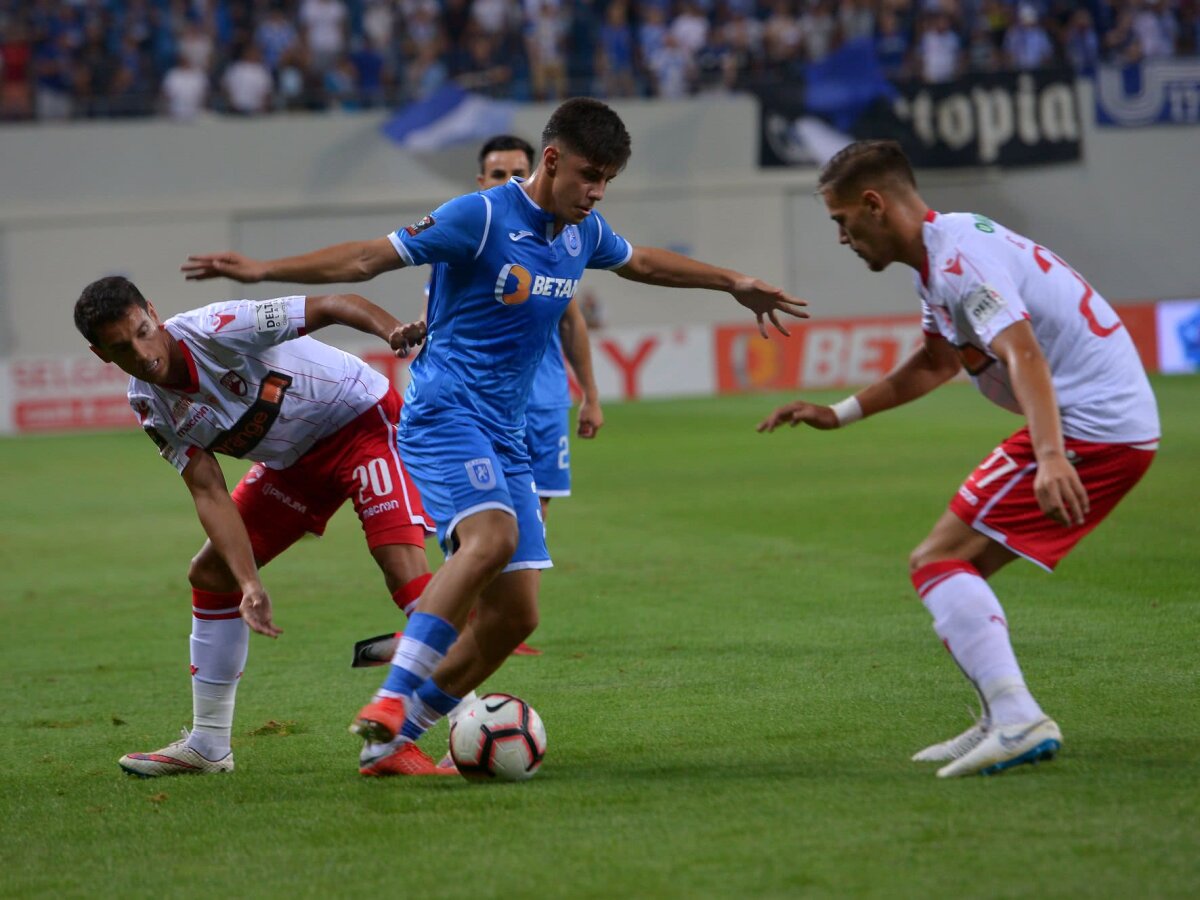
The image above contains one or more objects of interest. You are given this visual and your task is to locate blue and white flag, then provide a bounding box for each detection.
[380,85,516,152]
[803,37,898,133]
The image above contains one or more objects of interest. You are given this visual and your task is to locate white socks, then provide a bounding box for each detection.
[914,562,1045,727]
[187,608,249,760]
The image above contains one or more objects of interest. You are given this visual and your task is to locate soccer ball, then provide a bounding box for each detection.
[449,693,546,782]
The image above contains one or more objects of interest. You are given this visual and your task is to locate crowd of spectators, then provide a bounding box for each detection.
[0,0,1197,123]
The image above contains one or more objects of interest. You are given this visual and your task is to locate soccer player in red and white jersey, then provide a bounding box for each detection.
[73,276,452,777]
[759,141,1159,778]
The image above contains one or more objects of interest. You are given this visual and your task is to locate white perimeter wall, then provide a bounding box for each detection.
[0,83,1195,357]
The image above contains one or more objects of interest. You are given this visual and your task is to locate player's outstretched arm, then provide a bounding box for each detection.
[757,332,961,433]
[182,451,281,638]
[304,293,426,358]
[182,237,405,285]
[757,400,840,432]
[559,299,603,438]
[616,246,808,338]
[991,320,1089,527]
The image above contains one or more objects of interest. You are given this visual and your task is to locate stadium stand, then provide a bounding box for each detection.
[0,0,1196,121]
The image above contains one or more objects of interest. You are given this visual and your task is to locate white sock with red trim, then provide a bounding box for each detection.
[187,589,248,760]
[911,561,1045,727]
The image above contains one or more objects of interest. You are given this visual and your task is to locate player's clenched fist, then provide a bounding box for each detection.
[576,396,604,439]
[757,400,839,433]
[388,321,427,358]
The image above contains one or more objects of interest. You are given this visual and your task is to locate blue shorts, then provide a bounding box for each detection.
[524,406,571,497]
[398,416,550,572]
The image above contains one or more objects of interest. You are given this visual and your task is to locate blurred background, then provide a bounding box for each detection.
[1,0,1195,115]
[0,0,1196,432]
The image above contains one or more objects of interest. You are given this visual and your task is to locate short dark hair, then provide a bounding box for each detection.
[74,275,149,345]
[478,134,535,173]
[817,140,917,199]
[542,98,632,172]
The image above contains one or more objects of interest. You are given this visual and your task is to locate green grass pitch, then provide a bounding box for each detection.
[1,377,1197,898]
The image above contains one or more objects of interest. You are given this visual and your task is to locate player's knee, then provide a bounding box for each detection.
[462,527,519,572]
[492,523,520,562]
[187,547,235,592]
[510,603,539,641]
[187,553,214,589]
[909,543,951,574]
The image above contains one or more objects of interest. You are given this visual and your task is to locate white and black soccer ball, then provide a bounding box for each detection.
[449,693,546,782]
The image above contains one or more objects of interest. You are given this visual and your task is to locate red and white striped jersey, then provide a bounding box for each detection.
[916,211,1159,445]
[128,296,390,473]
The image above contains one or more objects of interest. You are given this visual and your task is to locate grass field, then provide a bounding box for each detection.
[1,377,1197,899]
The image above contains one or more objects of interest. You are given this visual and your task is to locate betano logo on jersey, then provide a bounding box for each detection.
[494,264,580,306]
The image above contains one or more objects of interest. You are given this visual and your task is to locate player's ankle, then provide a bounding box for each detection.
[186,728,231,760]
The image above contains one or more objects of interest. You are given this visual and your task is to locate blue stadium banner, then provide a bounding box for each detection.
[1095,60,1200,127]
[757,67,1082,169]
[1155,299,1200,373]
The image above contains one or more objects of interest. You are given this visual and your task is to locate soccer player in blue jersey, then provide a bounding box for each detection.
[407,133,601,662]
[184,97,807,775]
[473,134,603,524]
[450,134,597,661]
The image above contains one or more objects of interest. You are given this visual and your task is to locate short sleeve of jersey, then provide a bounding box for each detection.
[585,211,633,271]
[180,296,307,351]
[389,193,488,268]
[920,298,939,336]
[952,243,1028,348]
[128,386,195,474]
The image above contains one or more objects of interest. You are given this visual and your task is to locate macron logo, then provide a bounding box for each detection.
[213,313,237,332]
[508,230,535,242]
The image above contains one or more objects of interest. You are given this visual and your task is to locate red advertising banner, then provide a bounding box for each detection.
[0,303,1167,435]
[715,314,926,393]
[1115,303,1158,373]
[8,356,134,433]
[715,304,1158,394]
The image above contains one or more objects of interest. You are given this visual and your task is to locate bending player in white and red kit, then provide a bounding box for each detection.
[759,141,1159,778]
[73,276,450,777]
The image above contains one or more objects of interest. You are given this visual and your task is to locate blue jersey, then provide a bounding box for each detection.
[529,326,569,411]
[390,179,631,438]
[423,281,569,413]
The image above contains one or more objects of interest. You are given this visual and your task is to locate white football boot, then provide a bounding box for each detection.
[119,728,234,777]
[912,720,989,762]
[936,718,1062,778]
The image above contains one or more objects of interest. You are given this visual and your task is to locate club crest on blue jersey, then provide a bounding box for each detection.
[563,225,582,257]
[466,457,496,490]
